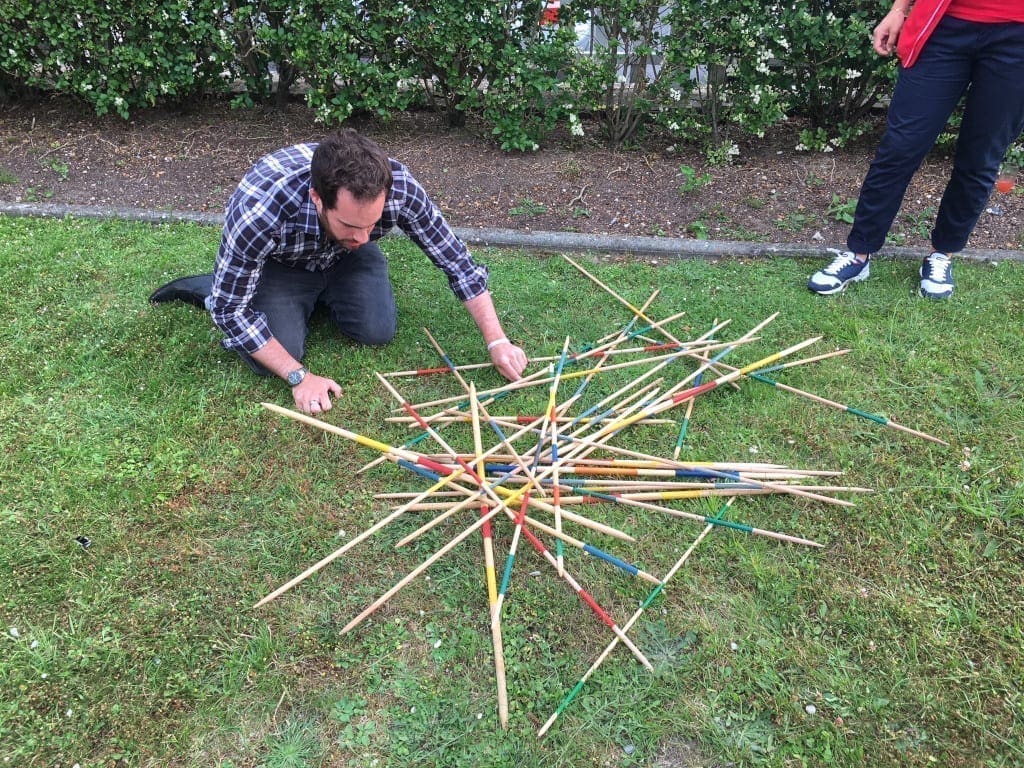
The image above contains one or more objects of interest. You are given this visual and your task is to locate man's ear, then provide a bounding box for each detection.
[309,187,322,212]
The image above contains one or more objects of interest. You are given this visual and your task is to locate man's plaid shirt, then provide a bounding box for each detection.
[207,142,489,353]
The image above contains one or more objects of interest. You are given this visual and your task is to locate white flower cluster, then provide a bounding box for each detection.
[569,112,584,137]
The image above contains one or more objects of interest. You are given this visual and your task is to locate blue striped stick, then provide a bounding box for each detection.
[393,461,659,583]
[537,498,736,737]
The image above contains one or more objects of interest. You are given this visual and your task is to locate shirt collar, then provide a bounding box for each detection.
[295,190,325,237]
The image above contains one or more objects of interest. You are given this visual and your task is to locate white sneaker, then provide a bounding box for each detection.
[919,252,954,299]
[808,249,871,295]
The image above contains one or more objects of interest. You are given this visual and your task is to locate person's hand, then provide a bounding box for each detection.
[488,340,528,381]
[873,9,906,56]
[292,373,342,414]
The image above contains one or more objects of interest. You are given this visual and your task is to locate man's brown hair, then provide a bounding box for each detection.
[311,129,393,209]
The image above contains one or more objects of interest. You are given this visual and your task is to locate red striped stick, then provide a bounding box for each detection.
[538,498,732,737]
[497,513,653,671]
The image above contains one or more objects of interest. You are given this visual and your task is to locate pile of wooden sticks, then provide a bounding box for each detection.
[255,255,947,736]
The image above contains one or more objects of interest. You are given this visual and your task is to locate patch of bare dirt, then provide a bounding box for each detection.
[1,96,1021,252]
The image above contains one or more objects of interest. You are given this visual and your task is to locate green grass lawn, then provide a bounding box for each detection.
[1,215,1021,768]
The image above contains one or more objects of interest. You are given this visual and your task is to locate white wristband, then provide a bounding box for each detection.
[486,337,510,352]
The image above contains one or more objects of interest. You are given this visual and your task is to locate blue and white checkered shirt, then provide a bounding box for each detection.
[207,143,489,353]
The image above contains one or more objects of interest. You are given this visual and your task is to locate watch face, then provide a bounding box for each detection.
[287,367,306,386]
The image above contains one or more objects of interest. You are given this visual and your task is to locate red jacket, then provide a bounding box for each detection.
[896,0,952,68]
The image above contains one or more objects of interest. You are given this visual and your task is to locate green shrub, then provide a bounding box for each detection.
[7,0,1012,162]
[292,0,417,124]
[761,0,897,150]
[565,0,671,147]
[478,21,582,151]
[0,0,233,117]
[570,0,894,150]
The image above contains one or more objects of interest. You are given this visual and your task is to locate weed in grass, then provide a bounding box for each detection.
[0,167,18,185]
[22,185,54,201]
[508,198,548,217]
[688,220,709,239]
[44,158,70,181]
[718,223,762,241]
[805,171,828,188]
[559,157,583,180]
[678,164,711,194]
[639,622,698,669]
[777,210,814,232]
[898,205,938,241]
[263,719,324,767]
[827,193,857,224]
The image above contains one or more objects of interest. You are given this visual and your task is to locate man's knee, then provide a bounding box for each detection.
[344,313,397,346]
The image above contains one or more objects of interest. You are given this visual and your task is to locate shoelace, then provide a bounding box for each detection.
[824,250,858,275]
[924,255,950,281]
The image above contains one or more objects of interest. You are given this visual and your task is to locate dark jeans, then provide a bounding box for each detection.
[240,241,398,375]
[848,16,1024,256]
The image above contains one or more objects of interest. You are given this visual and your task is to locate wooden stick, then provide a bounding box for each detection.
[556,300,715,419]
[538,498,732,737]
[565,253,776,388]
[255,403,523,606]
[568,488,825,546]
[392,462,637,545]
[385,414,678,426]
[341,505,507,634]
[547,337,572,576]
[423,328,544,489]
[525,418,856,509]
[747,373,949,446]
[492,491,532,627]
[502,519,653,671]
[252,461,472,609]
[756,348,852,374]
[471,383,509,729]
[391,480,871,498]
[592,289,660,346]
[588,336,823,440]
[402,336,750,412]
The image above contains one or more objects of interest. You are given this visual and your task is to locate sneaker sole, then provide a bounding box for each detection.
[808,271,870,296]
[918,287,953,299]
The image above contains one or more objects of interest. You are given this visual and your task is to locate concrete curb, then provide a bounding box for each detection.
[2,201,1021,264]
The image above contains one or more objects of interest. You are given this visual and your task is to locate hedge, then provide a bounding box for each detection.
[5,0,997,159]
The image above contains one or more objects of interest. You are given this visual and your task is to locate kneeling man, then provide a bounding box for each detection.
[206,128,528,414]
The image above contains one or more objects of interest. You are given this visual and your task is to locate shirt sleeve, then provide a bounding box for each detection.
[391,166,489,302]
[206,196,282,353]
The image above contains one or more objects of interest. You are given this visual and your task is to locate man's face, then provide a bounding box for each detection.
[310,187,385,251]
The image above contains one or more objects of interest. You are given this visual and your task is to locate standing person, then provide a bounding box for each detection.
[157,128,528,414]
[807,0,1024,298]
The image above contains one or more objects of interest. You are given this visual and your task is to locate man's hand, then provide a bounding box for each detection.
[488,340,528,381]
[462,291,528,381]
[248,337,342,414]
[293,373,342,414]
[873,9,906,56]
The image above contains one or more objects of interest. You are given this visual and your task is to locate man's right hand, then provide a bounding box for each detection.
[873,8,907,56]
[293,373,342,414]
[249,338,342,414]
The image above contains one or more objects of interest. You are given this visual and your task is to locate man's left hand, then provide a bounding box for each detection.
[489,341,528,381]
